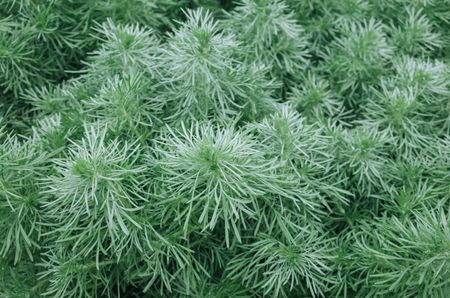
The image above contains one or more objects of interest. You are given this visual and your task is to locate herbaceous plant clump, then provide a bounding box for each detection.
[0,0,449,297]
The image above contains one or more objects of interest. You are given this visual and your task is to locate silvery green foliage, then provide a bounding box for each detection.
[349,209,450,297]
[152,121,300,246]
[0,130,48,264]
[84,72,161,137]
[43,125,149,259]
[157,9,278,123]
[391,8,443,55]
[288,72,343,121]
[226,229,337,297]
[0,0,449,297]
[324,19,393,98]
[0,0,183,97]
[224,0,309,76]
[88,20,160,76]
[157,9,242,121]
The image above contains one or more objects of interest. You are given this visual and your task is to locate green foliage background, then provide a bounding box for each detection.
[0,0,449,297]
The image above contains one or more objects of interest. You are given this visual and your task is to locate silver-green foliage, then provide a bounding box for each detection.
[0,0,449,297]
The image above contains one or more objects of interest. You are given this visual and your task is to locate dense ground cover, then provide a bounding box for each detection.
[0,0,449,297]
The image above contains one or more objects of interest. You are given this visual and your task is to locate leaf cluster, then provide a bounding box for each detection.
[0,0,449,297]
